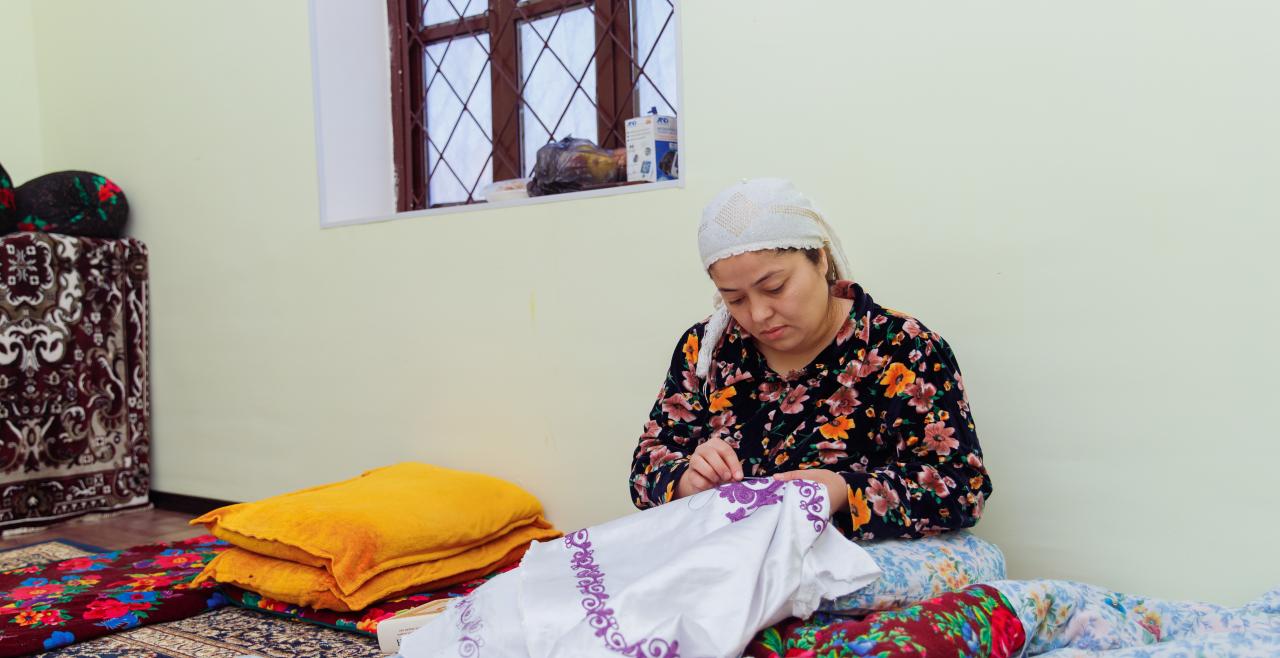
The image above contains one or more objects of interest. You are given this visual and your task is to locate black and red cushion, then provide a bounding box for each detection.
[0,162,15,232]
[13,170,129,237]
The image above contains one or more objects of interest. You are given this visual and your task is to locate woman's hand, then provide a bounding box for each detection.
[772,469,849,515]
[675,438,743,499]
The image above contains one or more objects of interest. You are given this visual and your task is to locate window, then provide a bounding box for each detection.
[388,0,680,209]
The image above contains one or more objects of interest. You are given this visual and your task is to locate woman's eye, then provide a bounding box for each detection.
[727,298,745,306]
[765,285,784,294]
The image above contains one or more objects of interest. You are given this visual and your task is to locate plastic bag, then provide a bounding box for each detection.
[526,137,626,196]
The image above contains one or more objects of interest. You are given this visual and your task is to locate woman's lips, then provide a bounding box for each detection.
[760,325,787,339]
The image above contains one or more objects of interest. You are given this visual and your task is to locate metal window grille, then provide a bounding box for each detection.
[389,0,678,209]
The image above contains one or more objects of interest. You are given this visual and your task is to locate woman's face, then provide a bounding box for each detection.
[708,249,832,354]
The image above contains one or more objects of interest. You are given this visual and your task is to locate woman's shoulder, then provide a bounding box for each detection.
[861,301,952,351]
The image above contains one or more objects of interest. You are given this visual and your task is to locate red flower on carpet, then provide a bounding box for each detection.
[82,597,150,621]
[109,574,178,591]
[356,614,381,633]
[13,608,68,627]
[257,597,290,613]
[144,552,204,569]
[57,557,110,573]
[7,582,64,601]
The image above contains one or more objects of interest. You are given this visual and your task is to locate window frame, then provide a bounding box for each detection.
[387,0,679,210]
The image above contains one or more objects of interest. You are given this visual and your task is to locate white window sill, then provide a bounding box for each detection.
[320,179,685,229]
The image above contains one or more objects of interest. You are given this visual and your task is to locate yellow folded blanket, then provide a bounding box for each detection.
[192,462,557,594]
[194,521,553,611]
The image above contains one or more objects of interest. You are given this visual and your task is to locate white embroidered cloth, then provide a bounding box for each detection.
[399,478,881,658]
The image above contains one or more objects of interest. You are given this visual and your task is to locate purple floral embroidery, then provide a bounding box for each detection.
[718,478,786,523]
[454,595,484,656]
[790,480,829,533]
[565,529,680,658]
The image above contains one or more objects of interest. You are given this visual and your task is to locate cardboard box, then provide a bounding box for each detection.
[375,599,452,654]
[625,115,678,182]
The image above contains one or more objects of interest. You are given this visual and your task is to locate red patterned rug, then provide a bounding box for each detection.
[0,535,226,656]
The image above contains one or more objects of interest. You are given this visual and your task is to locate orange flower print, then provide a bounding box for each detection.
[709,385,737,412]
[14,608,67,627]
[848,488,872,530]
[879,362,916,397]
[357,615,382,633]
[682,333,699,366]
[819,416,854,440]
[259,597,290,613]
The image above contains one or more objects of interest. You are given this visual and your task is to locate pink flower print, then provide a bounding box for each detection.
[632,474,652,506]
[866,478,900,516]
[908,349,922,364]
[646,445,680,469]
[779,385,810,414]
[709,410,737,440]
[757,381,783,402]
[661,394,697,423]
[902,318,922,338]
[835,318,855,344]
[726,368,753,385]
[857,313,871,343]
[917,466,951,497]
[824,386,861,416]
[682,368,701,392]
[841,348,886,386]
[861,348,888,376]
[923,421,960,455]
[815,440,848,464]
[905,380,938,414]
[641,419,661,440]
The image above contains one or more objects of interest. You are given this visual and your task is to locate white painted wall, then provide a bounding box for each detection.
[0,0,44,182]
[13,0,1280,605]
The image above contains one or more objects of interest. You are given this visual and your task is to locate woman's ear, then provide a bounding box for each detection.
[819,248,835,283]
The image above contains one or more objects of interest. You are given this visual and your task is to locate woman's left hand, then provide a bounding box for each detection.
[772,469,849,515]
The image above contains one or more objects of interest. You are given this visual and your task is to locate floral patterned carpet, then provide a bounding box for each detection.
[0,538,380,658]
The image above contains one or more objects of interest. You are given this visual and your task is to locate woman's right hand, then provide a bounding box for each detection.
[675,437,744,499]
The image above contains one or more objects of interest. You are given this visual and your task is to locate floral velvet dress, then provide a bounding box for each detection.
[629,281,993,539]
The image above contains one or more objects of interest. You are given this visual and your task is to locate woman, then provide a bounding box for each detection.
[630,178,992,539]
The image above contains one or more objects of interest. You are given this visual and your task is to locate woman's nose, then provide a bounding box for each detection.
[750,300,773,325]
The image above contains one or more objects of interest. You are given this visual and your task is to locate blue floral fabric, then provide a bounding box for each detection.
[821,530,1006,614]
[992,579,1280,656]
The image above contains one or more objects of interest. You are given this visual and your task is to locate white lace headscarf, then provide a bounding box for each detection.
[695,178,853,380]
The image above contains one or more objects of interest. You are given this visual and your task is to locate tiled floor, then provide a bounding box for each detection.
[0,507,208,551]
